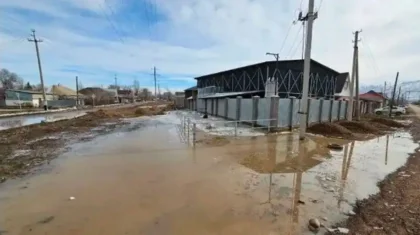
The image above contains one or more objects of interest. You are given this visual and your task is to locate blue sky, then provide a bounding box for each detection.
[0,0,419,92]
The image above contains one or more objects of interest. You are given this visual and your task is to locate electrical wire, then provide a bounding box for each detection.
[98,2,125,44]
[286,26,303,58]
[278,22,294,56]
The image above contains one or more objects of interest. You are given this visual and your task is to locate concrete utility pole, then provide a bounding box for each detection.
[298,0,317,140]
[383,81,387,107]
[266,52,279,95]
[389,72,399,117]
[28,29,48,110]
[347,30,361,121]
[153,66,157,99]
[354,30,361,120]
[76,76,79,107]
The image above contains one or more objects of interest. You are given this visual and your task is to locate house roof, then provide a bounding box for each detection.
[360,90,387,101]
[117,90,132,96]
[194,59,341,80]
[79,87,115,97]
[184,86,197,91]
[335,73,349,93]
[51,84,78,96]
[3,89,53,95]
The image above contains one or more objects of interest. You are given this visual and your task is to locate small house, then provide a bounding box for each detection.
[0,89,54,108]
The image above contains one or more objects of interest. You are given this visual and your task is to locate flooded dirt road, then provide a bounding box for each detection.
[0,113,417,235]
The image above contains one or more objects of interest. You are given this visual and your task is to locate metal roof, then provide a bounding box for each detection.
[199,90,261,99]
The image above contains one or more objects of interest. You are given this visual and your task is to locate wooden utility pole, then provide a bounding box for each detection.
[389,72,399,117]
[28,29,48,110]
[76,76,79,107]
[298,0,317,140]
[347,30,361,121]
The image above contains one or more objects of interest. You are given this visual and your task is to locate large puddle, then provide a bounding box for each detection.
[0,111,86,130]
[0,112,416,235]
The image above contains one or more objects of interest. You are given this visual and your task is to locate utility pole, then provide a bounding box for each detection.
[115,74,119,103]
[396,86,402,106]
[298,0,317,140]
[354,30,361,120]
[266,52,279,95]
[347,30,361,121]
[153,66,157,99]
[383,81,387,107]
[76,76,79,108]
[28,29,47,110]
[389,72,399,117]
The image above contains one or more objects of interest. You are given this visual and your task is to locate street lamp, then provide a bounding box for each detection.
[266,52,279,96]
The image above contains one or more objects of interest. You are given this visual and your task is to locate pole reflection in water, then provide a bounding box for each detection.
[288,139,305,235]
[385,135,390,165]
[338,141,355,208]
[261,135,278,205]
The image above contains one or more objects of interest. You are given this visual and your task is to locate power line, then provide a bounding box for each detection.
[286,26,303,58]
[98,2,125,44]
[278,22,294,55]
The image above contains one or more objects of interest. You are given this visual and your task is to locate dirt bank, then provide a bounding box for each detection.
[0,104,171,183]
[333,117,420,234]
[308,118,406,140]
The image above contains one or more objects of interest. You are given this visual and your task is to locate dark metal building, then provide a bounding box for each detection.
[195,59,344,98]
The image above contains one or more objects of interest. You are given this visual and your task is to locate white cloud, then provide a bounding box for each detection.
[0,0,419,91]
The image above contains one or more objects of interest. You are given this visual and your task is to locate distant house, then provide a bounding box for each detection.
[334,73,353,99]
[0,89,54,108]
[79,87,116,105]
[117,89,133,103]
[360,90,387,111]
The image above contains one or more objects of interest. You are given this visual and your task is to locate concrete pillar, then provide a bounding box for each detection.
[289,97,295,130]
[210,99,215,115]
[224,98,229,118]
[328,99,334,122]
[215,98,219,116]
[318,98,324,123]
[337,100,342,120]
[269,96,279,131]
[236,96,242,121]
[252,96,259,127]
[204,99,208,114]
[306,98,312,127]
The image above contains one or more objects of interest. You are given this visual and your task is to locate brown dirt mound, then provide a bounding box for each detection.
[369,122,393,131]
[338,121,382,134]
[307,122,354,138]
[370,117,406,128]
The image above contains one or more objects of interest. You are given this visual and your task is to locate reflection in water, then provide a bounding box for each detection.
[338,141,355,208]
[385,135,390,165]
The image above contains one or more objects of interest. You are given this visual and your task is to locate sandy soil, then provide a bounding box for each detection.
[334,115,420,234]
[0,103,172,183]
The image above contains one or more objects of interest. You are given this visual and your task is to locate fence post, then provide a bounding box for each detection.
[236,96,242,121]
[329,99,334,122]
[187,118,190,145]
[318,98,324,122]
[344,100,349,120]
[289,97,295,131]
[252,96,259,127]
[224,98,229,118]
[269,96,279,132]
[192,123,196,148]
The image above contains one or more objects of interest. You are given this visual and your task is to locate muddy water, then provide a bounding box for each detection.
[0,114,417,235]
[0,111,86,130]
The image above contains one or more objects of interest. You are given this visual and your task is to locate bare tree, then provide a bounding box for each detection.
[0,68,24,89]
[33,83,48,92]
